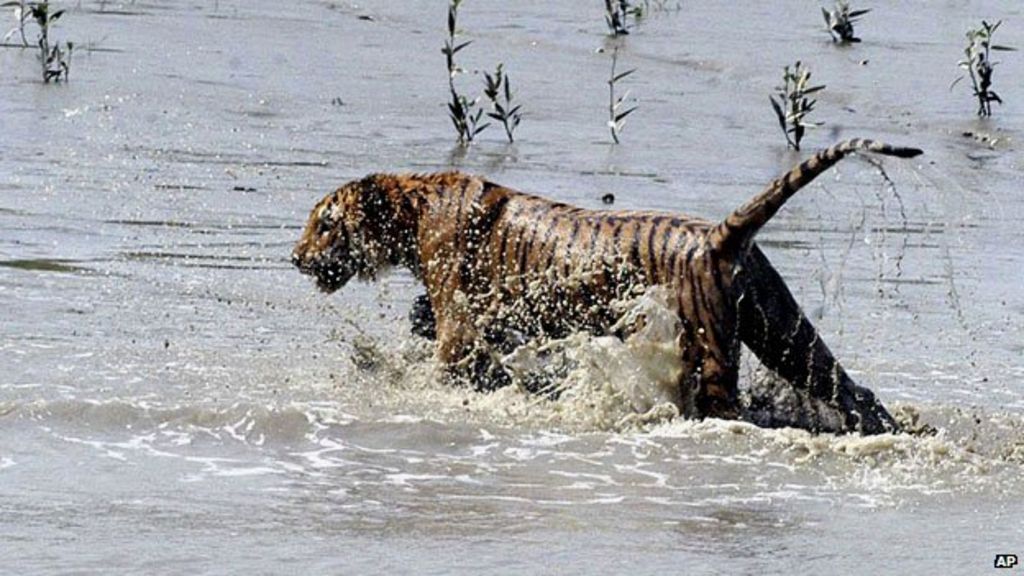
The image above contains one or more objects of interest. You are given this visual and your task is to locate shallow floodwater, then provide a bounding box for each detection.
[2,1,1023,574]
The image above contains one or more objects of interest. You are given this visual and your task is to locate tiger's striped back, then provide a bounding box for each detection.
[487,198,708,291]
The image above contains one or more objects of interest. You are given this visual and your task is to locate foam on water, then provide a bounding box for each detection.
[340,287,687,432]
[309,287,1024,505]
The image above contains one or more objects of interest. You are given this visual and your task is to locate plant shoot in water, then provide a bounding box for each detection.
[1,0,30,46]
[442,0,525,145]
[30,0,72,83]
[822,1,869,43]
[952,20,1015,117]
[607,47,637,144]
[604,0,632,35]
[442,0,488,144]
[769,61,824,150]
[604,0,679,35]
[483,64,522,144]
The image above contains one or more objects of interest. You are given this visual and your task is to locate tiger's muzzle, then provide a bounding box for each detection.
[291,250,355,294]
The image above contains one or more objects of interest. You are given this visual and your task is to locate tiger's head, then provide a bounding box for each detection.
[292,181,380,293]
[292,175,421,293]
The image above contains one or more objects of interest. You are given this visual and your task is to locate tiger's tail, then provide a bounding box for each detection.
[707,138,923,255]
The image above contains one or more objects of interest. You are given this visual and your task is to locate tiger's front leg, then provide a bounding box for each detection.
[430,290,512,392]
[737,246,899,435]
[409,293,437,340]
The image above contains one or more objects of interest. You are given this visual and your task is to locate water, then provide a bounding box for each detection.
[2,1,1023,573]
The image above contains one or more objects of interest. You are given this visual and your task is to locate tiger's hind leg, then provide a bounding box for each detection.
[736,246,899,435]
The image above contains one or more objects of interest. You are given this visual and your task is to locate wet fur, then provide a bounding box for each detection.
[293,139,921,434]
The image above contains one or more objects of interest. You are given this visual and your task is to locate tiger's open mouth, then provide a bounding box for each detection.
[312,264,351,293]
[292,253,354,294]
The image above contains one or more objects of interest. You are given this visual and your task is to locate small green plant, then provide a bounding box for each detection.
[952,20,1016,117]
[442,0,487,144]
[28,1,72,83]
[769,61,824,150]
[1,0,29,46]
[822,1,869,43]
[483,64,522,144]
[607,47,637,144]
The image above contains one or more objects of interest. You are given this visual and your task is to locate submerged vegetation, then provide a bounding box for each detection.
[952,20,1016,117]
[822,1,870,43]
[769,62,825,151]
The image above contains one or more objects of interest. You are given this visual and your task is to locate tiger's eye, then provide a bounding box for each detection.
[317,215,332,235]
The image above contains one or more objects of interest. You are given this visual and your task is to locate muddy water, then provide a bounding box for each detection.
[2,0,1023,573]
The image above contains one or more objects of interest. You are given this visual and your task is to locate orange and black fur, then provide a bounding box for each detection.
[293,139,922,435]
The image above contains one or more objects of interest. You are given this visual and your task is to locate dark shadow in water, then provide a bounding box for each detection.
[446,145,469,169]
[0,258,90,274]
[121,251,285,271]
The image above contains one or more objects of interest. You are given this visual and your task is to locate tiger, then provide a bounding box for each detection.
[292,138,922,435]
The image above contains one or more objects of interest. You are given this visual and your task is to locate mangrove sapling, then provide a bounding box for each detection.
[442,0,488,144]
[769,61,825,150]
[607,47,637,144]
[822,1,869,43]
[483,64,522,143]
[30,1,72,83]
[952,20,1016,117]
[1,0,29,46]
